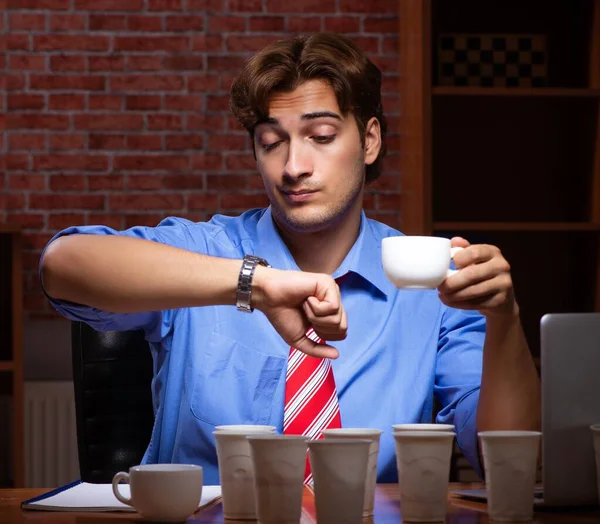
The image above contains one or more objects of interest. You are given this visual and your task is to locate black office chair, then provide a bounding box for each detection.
[71,321,155,483]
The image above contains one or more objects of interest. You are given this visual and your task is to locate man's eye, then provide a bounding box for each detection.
[312,135,336,144]
[261,141,281,152]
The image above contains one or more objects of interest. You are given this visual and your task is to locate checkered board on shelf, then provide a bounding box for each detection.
[438,34,547,88]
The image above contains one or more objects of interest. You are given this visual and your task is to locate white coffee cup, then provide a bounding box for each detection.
[112,464,203,522]
[382,236,463,289]
[393,423,455,433]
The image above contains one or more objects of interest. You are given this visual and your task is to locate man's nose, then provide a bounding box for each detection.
[283,139,313,180]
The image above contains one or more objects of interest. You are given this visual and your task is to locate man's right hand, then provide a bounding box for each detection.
[252,266,347,359]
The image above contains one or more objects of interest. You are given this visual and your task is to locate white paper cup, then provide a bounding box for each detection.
[322,428,382,517]
[394,431,455,522]
[215,424,277,433]
[393,423,455,433]
[308,439,371,524]
[592,424,600,504]
[214,426,276,520]
[247,435,308,524]
[479,430,542,522]
[112,464,203,522]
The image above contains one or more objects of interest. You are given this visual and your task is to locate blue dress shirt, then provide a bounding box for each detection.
[41,207,485,484]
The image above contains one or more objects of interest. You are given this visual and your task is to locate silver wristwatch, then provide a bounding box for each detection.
[236,254,270,313]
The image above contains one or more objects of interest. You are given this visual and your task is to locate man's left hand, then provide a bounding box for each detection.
[437,237,518,317]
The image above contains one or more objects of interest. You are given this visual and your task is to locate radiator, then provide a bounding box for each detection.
[24,381,80,488]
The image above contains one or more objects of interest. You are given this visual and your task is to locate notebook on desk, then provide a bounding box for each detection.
[21,480,222,512]
[454,313,600,508]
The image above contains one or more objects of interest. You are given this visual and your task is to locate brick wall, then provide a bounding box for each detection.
[1,0,401,317]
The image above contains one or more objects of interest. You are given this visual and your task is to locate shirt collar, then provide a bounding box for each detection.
[254,207,396,297]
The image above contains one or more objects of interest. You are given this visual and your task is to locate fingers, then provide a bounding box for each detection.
[303,296,348,341]
[439,250,510,294]
[451,244,502,269]
[293,336,340,359]
[439,274,512,306]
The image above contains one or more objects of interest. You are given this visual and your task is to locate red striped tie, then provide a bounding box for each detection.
[283,327,342,483]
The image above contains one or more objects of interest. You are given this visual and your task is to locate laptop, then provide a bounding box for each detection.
[454,312,600,508]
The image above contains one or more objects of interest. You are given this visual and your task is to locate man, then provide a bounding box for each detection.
[40,33,540,484]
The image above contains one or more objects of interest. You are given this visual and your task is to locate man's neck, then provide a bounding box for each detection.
[276,204,362,275]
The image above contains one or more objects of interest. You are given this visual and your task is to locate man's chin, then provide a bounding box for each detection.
[273,207,331,234]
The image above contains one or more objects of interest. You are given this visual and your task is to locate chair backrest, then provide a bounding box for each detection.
[71,321,154,483]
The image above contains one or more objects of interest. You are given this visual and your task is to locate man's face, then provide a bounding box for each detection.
[254,80,376,235]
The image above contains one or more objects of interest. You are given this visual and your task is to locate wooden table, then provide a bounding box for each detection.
[1,483,599,522]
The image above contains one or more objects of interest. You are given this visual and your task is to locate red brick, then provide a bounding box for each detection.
[0,193,25,210]
[164,55,204,71]
[221,193,269,209]
[126,135,163,150]
[88,95,123,110]
[126,95,162,110]
[9,133,46,150]
[110,74,184,91]
[378,193,402,210]
[166,15,205,31]
[206,174,247,190]
[7,74,26,90]
[49,94,85,110]
[162,174,204,189]
[74,0,143,9]
[368,173,399,192]
[89,134,126,150]
[6,212,45,229]
[206,55,246,71]
[126,55,165,71]
[362,193,376,209]
[148,114,183,130]
[165,134,204,150]
[208,134,246,151]
[48,213,86,230]
[229,0,261,11]
[191,153,221,170]
[286,17,321,32]
[205,94,230,111]
[165,94,203,111]
[187,114,224,131]
[188,193,219,210]
[8,55,46,71]
[226,35,277,53]
[225,153,255,170]
[50,55,86,71]
[220,73,238,91]
[50,175,86,191]
[114,36,189,52]
[88,175,124,191]
[8,114,69,130]
[127,175,163,190]
[382,93,399,113]
[8,0,69,8]
[89,56,125,71]
[268,0,334,12]
[127,15,163,32]
[227,114,245,131]
[88,213,123,229]
[374,56,399,75]
[188,0,221,10]
[208,15,245,32]
[352,36,380,54]
[369,213,399,229]
[339,0,396,12]
[249,16,285,31]
[74,114,143,130]
[8,94,45,110]
[381,75,399,94]
[110,194,184,210]
[89,15,126,31]
[386,135,400,151]
[33,154,109,171]
[9,13,47,31]
[148,0,182,9]
[50,14,87,32]
[386,115,400,134]
[187,74,220,92]
[23,294,49,312]
[49,133,85,150]
[191,34,223,52]
[30,74,106,91]
[383,36,398,54]
[124,214,165,228]
[30,194,105,210]
[363,17,398,33]
[33,35,110,52]
[113,155,190,171]
[7,35,29,51]
[6,154,30,170]
[23,233,54,251]
[246,175,265,189]
[324,16,360,32]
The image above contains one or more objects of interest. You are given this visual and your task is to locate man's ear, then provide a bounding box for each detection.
[364,117,382,166]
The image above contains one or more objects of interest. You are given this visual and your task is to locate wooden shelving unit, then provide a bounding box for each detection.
[399,0,600,357]
[0,224,24,488]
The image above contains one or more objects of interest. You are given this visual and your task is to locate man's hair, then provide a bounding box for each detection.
[230,32,387,184]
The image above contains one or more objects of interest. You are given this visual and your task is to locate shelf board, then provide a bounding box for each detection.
[0,362,14,372]
[434,222,600,232]
[432,87,600,98]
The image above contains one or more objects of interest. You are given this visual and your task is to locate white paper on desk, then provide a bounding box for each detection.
[22,481,222,512]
